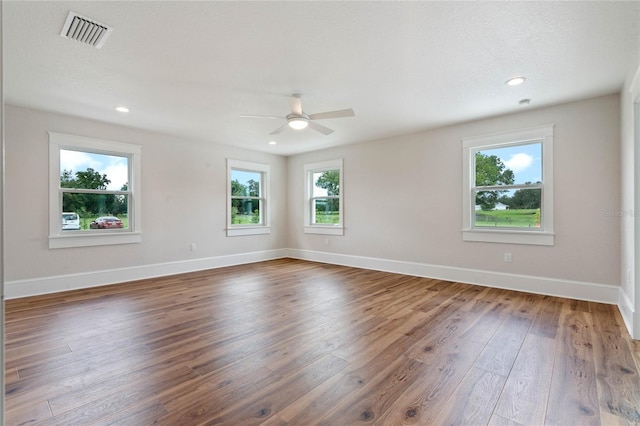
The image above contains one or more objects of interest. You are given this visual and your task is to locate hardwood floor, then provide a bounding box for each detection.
[5,258,640,425]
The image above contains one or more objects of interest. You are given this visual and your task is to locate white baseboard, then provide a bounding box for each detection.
[6,248,621,309]
[618,289,636,338]
[286,249,620,305]
[5,249,288,299]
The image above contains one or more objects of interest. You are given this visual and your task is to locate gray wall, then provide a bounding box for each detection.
[5,105,288,283]
[288,94,621,287]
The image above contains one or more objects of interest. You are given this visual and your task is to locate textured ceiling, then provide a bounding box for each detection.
[4,1,639,155]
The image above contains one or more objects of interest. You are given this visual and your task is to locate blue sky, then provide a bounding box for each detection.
[231,170,261,187]
[60,150,129,191]
[478,142,542,184]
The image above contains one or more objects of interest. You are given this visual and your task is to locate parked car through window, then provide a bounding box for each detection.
[89,216,124,229]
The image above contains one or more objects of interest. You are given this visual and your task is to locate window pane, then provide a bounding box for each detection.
[475,142,542,186]
[231,170,261,197]
[60,149,129,191]
[62,192,129,230]
[231,198,262,225]
[313,170,340,196]
[474,189,541,228]
[313,198,340,224]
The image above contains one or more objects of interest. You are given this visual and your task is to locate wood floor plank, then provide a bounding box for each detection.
[474,314,532,377]
[374,337,486,425]
[4,399,52,426]
[4,258,639,425]
[431,366,507,425]
[198,354,349,425]
[591,312,640,424]
[494,333,556,425]
[315,355,430,424]
[545,309,600,425]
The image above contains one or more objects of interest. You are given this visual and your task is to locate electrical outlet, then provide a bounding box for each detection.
[324,238,329,245]
[190,243,197,252]
[504,252,512,263]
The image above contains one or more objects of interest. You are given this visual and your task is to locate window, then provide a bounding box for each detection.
[462,124,554,246]
[304,159,344,235]
[227,159,270,236]
[49,132,142,249]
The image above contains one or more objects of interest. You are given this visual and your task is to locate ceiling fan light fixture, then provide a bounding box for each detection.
[288,117,309,130]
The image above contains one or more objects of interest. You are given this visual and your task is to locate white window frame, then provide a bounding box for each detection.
[226,159,271,237]
[304,159,344,236]
[462,124,554,246]
[48,132,142,249]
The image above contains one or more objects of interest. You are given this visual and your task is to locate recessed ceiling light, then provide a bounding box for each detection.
[268,141,277,145]
[505,77,526,86]
[115,106,130,113]
[519,98,531,106]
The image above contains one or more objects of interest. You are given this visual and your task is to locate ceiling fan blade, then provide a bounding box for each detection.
[240,114,284,119]
[307,121,334,135]
[289,94,303,115]
[270,123,289,135]
[308,108,355,120]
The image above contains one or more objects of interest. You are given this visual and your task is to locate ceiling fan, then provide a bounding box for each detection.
[241,94,355,135]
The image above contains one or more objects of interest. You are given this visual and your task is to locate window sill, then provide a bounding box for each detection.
[49,232,142,249]
[304,226,344,236]
[227,226,271,237]
[462,229,554,246]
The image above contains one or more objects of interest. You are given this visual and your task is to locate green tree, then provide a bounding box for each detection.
[231,179,247,196]
[315,170,340,195]
[60,168,114,216]
[475,153,514,210]
[247,179,260,197]
[509,182,541,209]
[315,170,340,213]
[75,168,111,189]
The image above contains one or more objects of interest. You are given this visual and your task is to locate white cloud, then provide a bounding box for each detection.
[504,153,533,173]
[103,163,129,190]
[60,150,101,172]
[60,150,128,190]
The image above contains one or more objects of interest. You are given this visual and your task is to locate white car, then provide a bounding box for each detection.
[62,212,81,230]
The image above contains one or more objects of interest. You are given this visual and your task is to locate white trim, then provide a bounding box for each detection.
[226,159,271,237]
[630,64,640,95]
[226,226,271,237]
[462,229,554,246]
[304,226,344,236]
[304,159,344,235]
[462,124,554,246]
[49,231,142,249]
[5,249,287,299]
[618,287,635,337]
[48,132,142,249]
[6,249,626,336]
[286,249,619,304]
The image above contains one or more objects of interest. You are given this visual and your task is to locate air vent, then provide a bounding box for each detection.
[60,11,113,49]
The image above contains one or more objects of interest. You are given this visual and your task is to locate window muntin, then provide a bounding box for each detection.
[226,159,270,236]
[49,132,142,248]
[230,169,264,226]
[311,169,340,225]
[304,159,344,235]
[462,125,554,246]
[472,142,543,230]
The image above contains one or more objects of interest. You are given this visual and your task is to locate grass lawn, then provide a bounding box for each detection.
[315,211,340,224]
[232,214,258,225]
[475,209,540,228]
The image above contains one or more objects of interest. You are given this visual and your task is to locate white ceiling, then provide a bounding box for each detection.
[4,1,639,156]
